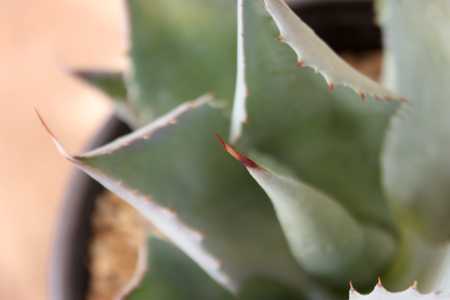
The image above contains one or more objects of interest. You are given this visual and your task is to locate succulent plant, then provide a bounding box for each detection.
[40,0,450,299]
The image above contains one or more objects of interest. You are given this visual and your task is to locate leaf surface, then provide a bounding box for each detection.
[380,0,450,241]
[128,237,232,300]
[39,98,327,296]
[125,0,236,124]
[230,0,401,141]
[238,0,399,233]
[219,139,396,286]
[73,71,127,101]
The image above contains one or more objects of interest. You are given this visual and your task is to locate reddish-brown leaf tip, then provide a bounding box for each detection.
[214,134,260,169]
[328,82,335,92]
[34,108,74,161]
[358,91,367,101]
[34,107,54,137]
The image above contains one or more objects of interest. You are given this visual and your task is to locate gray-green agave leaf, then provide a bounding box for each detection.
[237,0,398,235]
[127,237,233,300]
[349,282,449,300]
[219,139,396,287]
[38,97,330,297]
[380,0,450,242]
[73,70,127,101]
[128,237,307,300]
[230,0,402,141]
[37,97,238,292]
[51,0,450,298]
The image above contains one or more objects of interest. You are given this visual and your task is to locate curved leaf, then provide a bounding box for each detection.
[239,0,398,233]
[264,0,400,101]
[230,0,402,142]
[39,98,331,296]
[219,139,396,287]
[37,97,237,291]
[380,0,450,241]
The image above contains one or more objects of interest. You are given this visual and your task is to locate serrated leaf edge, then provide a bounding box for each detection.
[264,0,404,102]
[35,98,238,294]
[350,281,449,299]
[81,94,213,157]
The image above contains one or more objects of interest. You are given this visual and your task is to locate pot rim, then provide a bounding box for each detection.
[49,115,130,300]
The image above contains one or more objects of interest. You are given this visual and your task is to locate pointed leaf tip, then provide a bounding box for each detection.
[34,108,73,161]
[36,102,239,294]
[215,134,261,169]
[231,151,396,286]
[349,281,355,291]
[377,277,383,287]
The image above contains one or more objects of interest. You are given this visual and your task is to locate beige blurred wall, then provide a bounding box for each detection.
[0,1,126,299]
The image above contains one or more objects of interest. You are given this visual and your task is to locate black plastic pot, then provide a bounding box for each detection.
[50,1,379,299]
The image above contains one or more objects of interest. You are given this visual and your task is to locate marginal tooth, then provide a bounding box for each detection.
[211,258,222,270]
[189,229,204,242]
[296,59,305,68]
[276,34,285,42]
[349,281,355,291]
[328,82,335,92]
[358,91,367,101]
[245,87,250,97]
[160,207,177,219]
[377,277,383,287]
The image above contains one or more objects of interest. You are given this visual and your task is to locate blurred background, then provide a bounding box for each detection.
[0,1,126,298]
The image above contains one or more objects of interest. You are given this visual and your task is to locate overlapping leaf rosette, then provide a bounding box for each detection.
[40,0,450,299]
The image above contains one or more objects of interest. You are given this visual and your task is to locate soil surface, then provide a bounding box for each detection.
[88,193,147,300]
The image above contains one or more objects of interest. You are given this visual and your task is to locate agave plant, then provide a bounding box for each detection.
[40,0,450,299]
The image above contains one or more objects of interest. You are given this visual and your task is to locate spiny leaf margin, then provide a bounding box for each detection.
[265,0,402,100]
[35,96,238,293]
[350,282,449,300]
[230,0,403,143]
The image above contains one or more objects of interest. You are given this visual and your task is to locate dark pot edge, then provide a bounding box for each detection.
[49,116,130,300]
